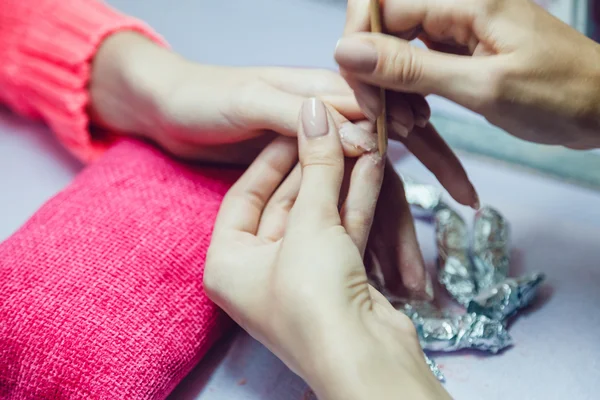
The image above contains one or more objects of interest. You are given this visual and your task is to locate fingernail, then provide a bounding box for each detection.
[339,122,377,152]
[354,83,381,122]
[415,115,428,128]
[472,191,481,210]
[390,119,410,138]
[424,272,435,300]
[302,98,329,138]
[335,38,378,73]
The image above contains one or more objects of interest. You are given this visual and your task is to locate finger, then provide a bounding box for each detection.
[260,67,354,97]
[390,123,479,208]
[343,72,429,138]
[340,153,384,256]
[420,34,473,56]
[381,0,478,43]
[213,137,298,234]
[335,32,500,111]
[289,98,345,231]
[257,163,301,241]
[385,91,416,138]
[344,0,371,34]
[341,71,382,123]
[404,93,430,128]
[257,67,369,121]
[237,84,377,157]
[338,157,357,209]
[374,162,432,299]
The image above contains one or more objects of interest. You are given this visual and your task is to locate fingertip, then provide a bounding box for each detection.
[339,121,378,155]
[471,191,481,210]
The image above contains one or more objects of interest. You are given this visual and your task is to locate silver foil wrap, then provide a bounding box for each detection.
[435,205,476,306]
[396,178,546,381]
[413,312,512,353]
[424,354,445,382]
[472,207,510,290]
[403,303,512,353]
[467,273,545,321]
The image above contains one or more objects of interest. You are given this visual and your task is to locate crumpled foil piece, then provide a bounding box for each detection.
[403,303,512,353]
[424,354,445,382]
[472,207,510,290]
[467,272,545,321]
[435,205,476,306]
[413,312,512,353]
[393,178,546,381]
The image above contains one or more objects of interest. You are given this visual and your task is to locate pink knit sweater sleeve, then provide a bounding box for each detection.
[0,1,241,398]
[0,0,165,162]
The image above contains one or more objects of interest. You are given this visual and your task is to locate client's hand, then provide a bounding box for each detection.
[89,32,477,200]
[91,31,478,298]
[204,98,450,400]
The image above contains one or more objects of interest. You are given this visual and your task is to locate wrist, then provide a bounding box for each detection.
[304,322,448,400]
[89,31,184,141]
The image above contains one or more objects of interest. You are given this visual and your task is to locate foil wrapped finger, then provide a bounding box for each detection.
[472,206,511,290]
[411,312,512,353]
[467,273,546,321]
[435,205,477,305]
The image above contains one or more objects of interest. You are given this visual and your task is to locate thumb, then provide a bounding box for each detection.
[288,98,345,232]
[334,32,498,112]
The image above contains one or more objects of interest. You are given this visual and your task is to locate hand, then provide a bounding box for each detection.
[339,0,600,150]
[89,31,477,206]
[204,98,449,400]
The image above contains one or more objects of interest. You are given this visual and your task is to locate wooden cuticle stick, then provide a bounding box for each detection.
[369,0,387,156]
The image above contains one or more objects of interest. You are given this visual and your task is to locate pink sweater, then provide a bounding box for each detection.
[0,1,236,398]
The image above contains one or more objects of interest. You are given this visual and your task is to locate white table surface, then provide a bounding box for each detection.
[1,1,599,399]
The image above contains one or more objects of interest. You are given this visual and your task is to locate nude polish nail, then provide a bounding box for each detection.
[472,191,481,210]
[334,38,378,73]
[391,119,410,138]
[415,115,429,128]
[302,98,329,138]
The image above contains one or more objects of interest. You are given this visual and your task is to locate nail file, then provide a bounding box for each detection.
[369,0,387,156]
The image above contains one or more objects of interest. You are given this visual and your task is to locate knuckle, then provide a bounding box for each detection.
[301,151,341,171]
[225,80,265,127]
[380,45,424,88]
[471,63,513,112]
[477,0,504,17]
[341,208,373,232]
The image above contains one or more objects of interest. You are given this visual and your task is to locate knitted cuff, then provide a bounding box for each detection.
[2,0,167,162]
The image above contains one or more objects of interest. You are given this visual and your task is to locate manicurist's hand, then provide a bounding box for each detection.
[340,0,600,149]
[204,98,450,400]
[90,31,479,298]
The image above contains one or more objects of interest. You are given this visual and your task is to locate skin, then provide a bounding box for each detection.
[85,1,600,394]
[89,31,478,300]
[204,98,451,400]
[339,0,600,150]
